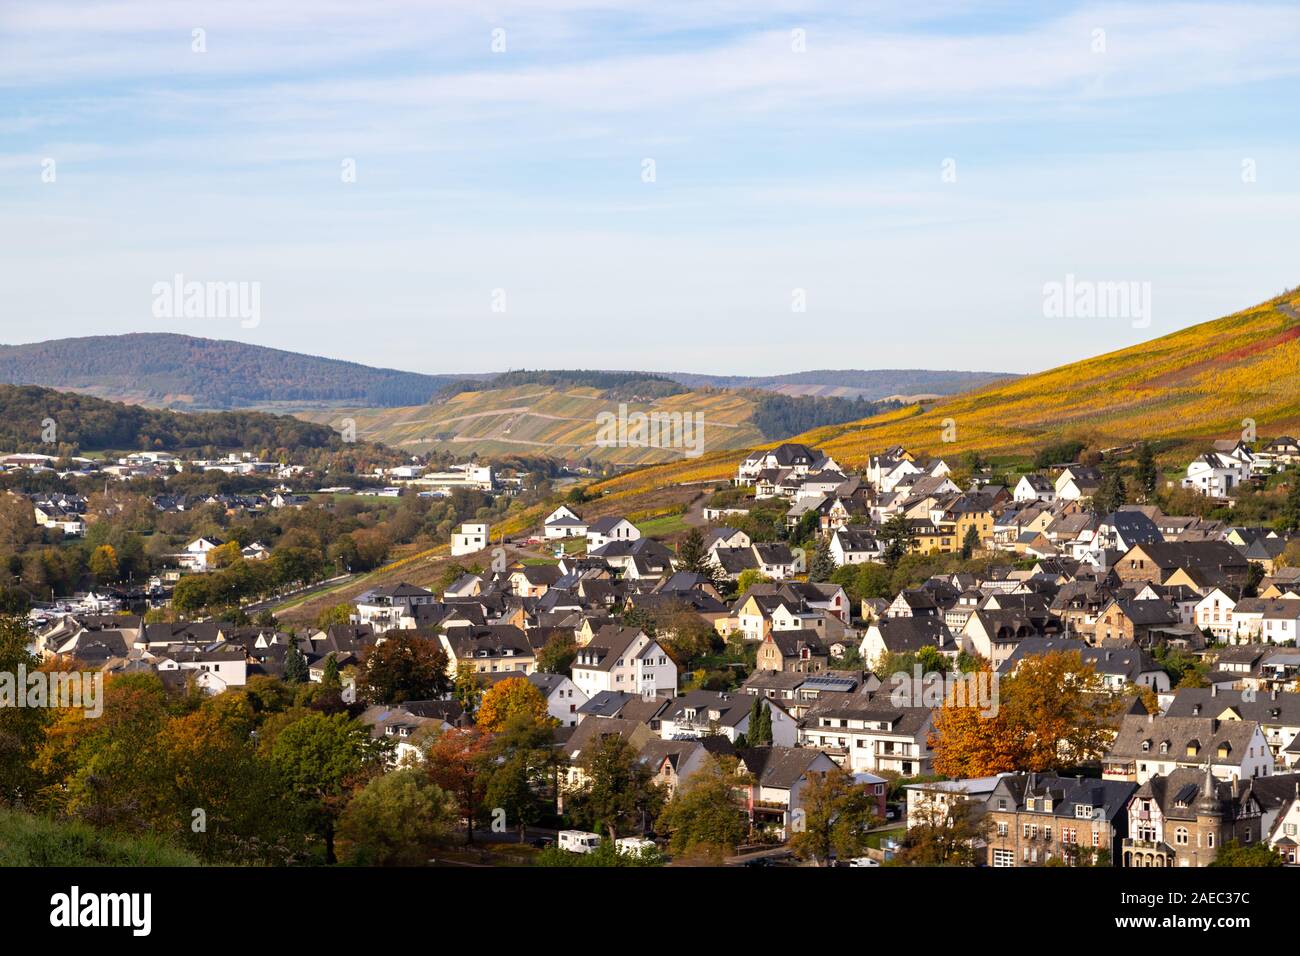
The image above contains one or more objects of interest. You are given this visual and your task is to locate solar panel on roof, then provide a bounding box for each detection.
[803,676,856,691]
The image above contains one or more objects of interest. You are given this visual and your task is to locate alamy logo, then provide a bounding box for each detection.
[889,666,999,718]
[50,886,151,936]
[151,273,261,328]
[595,403,704,458]
[1042,274,1151,329]
[0,666,103,718]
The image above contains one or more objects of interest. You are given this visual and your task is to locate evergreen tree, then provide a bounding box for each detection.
[750,701,773,746]
[321,654,341,690]
[960,525,980,560]
[1135,442,1158,497]
[1282,478,1300,532]
[881,514,913,567]
[808,537,836,582]
[677,527,708,572]
[283,640,309,684]
[1093,471,1128,514]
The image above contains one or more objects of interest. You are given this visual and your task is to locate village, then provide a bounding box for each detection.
[15,429,1300,868]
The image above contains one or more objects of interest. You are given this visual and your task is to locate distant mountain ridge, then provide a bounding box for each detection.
[0,334,463,410]
[670,368,1017,400]
[0,334,1013,412]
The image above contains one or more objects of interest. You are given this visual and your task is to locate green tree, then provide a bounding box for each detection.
[808,537,835,583]
[657,758,751,862]
[0,615,50,802]
[789,765,879,865]
[891,795,990,866]
[1094,471,1128,514]
[880,514,914,567]
[268,711,376,864]
[960,525,979,560]
[569,736,664,842]
[1135,442,1158,497]
[283,640,309,685]
[337,767,454,865]
[536,632,578,674]
[1281,478,1300,532]
[1208,839,1284,867]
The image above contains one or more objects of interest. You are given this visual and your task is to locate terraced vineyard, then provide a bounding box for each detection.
[592,288,1300,496]
[298,384,764,465]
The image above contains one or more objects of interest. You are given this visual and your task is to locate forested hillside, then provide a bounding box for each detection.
[0,334,459,409]
[0,384,341,453]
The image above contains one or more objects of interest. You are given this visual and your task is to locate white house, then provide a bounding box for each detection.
[1193,588,1238,642]
[1228,597,1300,645]
[451,522,490,556]
[1013,474,1056,503]
[482,671,588,728]
[1182,451,1252,498]
[657,691,797,747]
[570,624,677,699]
[829,527,881,566]
[175,536,225,572]
[543,505,588,539]
[586,516,640,551]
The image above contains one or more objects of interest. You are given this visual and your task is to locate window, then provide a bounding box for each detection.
[993,849,1014,868]
[1174,827,1188,845]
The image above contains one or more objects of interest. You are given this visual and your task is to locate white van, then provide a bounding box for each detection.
[558,830,602,854]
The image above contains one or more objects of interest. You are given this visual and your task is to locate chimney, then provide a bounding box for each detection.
[1211,685,1218,698]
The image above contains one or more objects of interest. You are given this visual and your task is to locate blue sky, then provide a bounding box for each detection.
[3,0,1299,377]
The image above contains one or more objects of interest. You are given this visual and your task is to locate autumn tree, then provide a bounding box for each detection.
[930,652,1123,777]
[476,676,549,733]
[314,602,354,631]
[88,544,119,583]
[423,727,494,844]
[789,765,879,866]
[357,632,450,704]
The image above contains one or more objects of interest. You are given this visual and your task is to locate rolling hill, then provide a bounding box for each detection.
[0,334,465,410]
[592,288,1300,496]
[296,383,768,466]
[0,383,342,453]
[669,368,1016,400]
